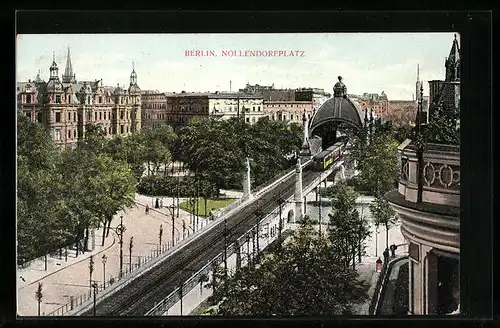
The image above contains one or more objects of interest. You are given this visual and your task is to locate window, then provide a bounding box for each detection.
[246,117,250,123]
[253,106,255,111]
[74,128,76,138]
[68,129,71,139]
[26,94,32,104]
[56,95,61,103]
[99,96,102,104]
[252,117,256,123]
[54,128,61,140]
[99,112,102,120]
[68,95,71,103]
[95,112,97,120]
[37,112,43,123]
[68,112,71,121]
[74,112,77,121]
[258,106,261,111]
[121,111,124,120]
[87,96,91,104]
[55,112,61,123]
[104,112,106,120]
[120,125,124,134]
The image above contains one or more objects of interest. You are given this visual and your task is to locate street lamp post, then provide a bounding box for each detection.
[246,234,251,267]
[101,254,107,288]
[223,217,228,274]
[88,255,94,295]
[117,215,126,279]
[165,205,175,246]
[159,224,163,247]
[129,236,134,270]
[91,281,98,316]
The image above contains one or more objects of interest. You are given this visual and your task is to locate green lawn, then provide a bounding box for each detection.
[179,198,237,217]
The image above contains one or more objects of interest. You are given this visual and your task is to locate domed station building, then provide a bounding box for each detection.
[385,35,461,315]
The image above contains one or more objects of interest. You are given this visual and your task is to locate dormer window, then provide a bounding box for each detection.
[56,95,61,104]
[26,94,32,104]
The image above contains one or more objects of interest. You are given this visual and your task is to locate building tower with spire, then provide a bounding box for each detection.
[445,34,460,82]
[62,46,76,84]
[428,34,461,122]
[416,64,423,103]
[49,52,59,80]
[128,61,141,94]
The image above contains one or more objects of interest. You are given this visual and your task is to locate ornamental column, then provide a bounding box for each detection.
[243,157,253,200]
[294,158,304,222]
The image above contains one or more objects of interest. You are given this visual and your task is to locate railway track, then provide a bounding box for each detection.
[82,168,321,316]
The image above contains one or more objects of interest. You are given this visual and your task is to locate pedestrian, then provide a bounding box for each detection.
[155,198,159,209]
[383,248,389,262]
[145,204,149,214]
[160,199,163,208]
[390,244,397,257]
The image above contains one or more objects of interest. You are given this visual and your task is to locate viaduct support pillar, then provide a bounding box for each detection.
[294,158,304,223]
[243,157,253,200]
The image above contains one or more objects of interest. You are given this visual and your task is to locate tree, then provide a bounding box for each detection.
[392,123,413,144]
[78,123,106,154]
[423,103,459,145]
[349,129,400,197]
[369,195,396,252]
[91,155,136,241]
[211,215,369,316]
[326,183,370,269]
[17,111,73,265]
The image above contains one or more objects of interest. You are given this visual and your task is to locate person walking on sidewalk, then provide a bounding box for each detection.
[145,204,150,215]
[390,244,398,258]
[383,248,389,263]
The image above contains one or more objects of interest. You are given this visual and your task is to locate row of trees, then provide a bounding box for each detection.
[177,117,303,196]
[210,214,370,316]
[17,113,303,265]
[17,112,137,265]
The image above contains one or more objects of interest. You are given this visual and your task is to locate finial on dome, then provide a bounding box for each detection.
[333,75,347,97]
[132,61,135,70]
[454,33,457,39]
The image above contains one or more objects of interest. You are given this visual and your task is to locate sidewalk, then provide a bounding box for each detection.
[16,193,226,316]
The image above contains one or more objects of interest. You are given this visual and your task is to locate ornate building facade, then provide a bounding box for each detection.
[141,90,168,129]
[17,48,142,149]
[163,91,265,131]
[263,100,314,123]
[386,35,460,315]
[209,92,265,124]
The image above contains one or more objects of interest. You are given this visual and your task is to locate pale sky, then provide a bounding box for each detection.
[16,33,458,100]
